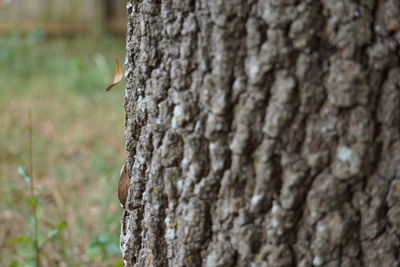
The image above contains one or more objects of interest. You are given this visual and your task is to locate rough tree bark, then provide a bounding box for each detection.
[121,0,400,266]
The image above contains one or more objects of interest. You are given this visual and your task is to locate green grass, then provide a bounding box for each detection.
[0,31,126,267]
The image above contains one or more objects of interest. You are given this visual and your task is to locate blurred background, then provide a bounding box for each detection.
[0,1,127,266]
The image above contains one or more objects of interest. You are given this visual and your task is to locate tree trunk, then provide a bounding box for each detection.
[121,0,400,266]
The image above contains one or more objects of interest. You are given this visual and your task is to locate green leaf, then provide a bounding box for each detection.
[112,259,123,267]
[10,236,32,244]
[8,261,19,267]
[17,165,31,183]
[47,229,59,239]
[47,221,68,239]
[28,195,39,208]
[57,220,68,231]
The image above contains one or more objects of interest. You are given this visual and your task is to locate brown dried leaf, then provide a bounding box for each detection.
[118,163,128,209]
[105,59,123,91]
[387,23,400,32]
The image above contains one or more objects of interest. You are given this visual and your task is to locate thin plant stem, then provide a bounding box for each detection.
[28,109,40,267]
